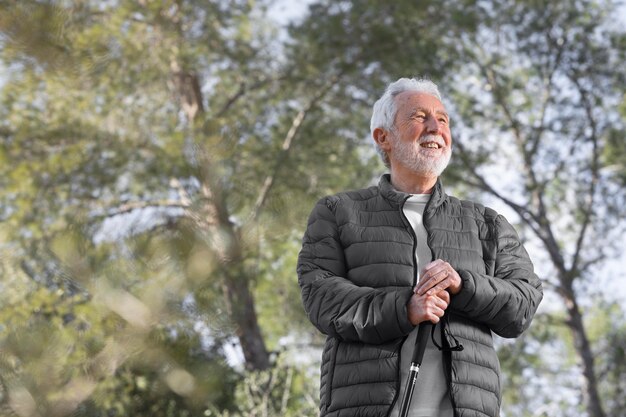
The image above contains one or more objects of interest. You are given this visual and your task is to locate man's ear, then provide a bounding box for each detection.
[373,127,392,152]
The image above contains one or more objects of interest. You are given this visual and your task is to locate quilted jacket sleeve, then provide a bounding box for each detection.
[297,197,415,344]
[450,214,543,338]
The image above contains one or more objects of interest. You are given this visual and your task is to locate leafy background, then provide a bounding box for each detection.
[0,1,625,416]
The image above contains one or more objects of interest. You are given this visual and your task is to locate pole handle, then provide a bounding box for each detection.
[411,321,433,366]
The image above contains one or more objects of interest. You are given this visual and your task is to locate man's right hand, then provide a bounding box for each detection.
[407,289,450,326]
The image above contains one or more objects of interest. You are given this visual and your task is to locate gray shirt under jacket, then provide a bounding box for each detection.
[388,193,453,417]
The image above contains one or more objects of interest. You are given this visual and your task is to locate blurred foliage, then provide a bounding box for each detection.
[205,355,319,417]
[588,301,626,417]
[496,300,626,417]
[603,95,626,185]
[0,0,625,416]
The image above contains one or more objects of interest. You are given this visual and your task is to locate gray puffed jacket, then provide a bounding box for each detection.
[297,174,543,417]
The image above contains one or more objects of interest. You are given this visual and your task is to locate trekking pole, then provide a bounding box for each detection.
[398,321,433,417]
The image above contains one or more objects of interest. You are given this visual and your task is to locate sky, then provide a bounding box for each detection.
[266,0,315,25]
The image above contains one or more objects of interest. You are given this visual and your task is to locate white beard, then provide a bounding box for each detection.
[390,134,451,177]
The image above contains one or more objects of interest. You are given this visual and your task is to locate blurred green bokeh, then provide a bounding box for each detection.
[0,1,625,416]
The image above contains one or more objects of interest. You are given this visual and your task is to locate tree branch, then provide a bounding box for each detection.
[103,199,189,217]
[527,30,566,158]
[454,139,568,273]
[473,49,567,273]
[454,140,540,227]
[568,74,601,277]
[246,73,343,224]
[215,73,290,119]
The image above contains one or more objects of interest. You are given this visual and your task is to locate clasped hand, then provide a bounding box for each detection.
[407,259,462,326]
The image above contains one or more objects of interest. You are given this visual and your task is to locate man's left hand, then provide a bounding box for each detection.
[415,259,462,296]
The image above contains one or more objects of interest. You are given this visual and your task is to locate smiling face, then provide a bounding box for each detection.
[386,91,452,178]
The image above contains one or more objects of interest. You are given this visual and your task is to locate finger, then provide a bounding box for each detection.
[415,269,439,293]
[418,294,448,323]
[433,294,449,310]
[420,293,448,314]
[426,276,455,296]
[425,278,449,296]
[436,290,450,304]
[429,305,446,319]
[421,259,445,273]
[416,268,449,295]
[426,264,450,280]
[419,261,449,283]
[423,310,443,324]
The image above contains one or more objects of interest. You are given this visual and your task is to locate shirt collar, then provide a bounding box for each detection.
[378,173,447,209]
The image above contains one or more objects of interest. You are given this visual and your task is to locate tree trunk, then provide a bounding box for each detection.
[222,267,271,371]
[537,231,606,417]
[167,47,271,371]
[198,189,271,371]
[562,284,606,417]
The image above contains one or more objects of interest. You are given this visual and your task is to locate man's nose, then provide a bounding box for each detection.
[425,117,442,134]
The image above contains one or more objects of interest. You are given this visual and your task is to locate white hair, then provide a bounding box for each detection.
[370,78,442,167]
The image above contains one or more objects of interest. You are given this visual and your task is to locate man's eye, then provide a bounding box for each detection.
[438,118,448,124]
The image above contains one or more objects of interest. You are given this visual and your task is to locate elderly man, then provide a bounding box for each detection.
[297,78,543,417]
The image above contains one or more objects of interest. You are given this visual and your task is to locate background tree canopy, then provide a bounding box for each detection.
[0,0,624,416]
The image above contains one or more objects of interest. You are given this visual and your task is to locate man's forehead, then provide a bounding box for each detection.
[395,91,446,112]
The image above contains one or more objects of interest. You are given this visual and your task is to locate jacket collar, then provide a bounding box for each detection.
[378,173,447,209]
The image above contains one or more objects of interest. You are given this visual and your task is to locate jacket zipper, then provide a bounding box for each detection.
[387,195,418,417]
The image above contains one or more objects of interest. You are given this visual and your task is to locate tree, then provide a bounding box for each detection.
[4,0,623,416]
[0,0,353,414]
[5,0,468,414]
[442,0,626,415]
